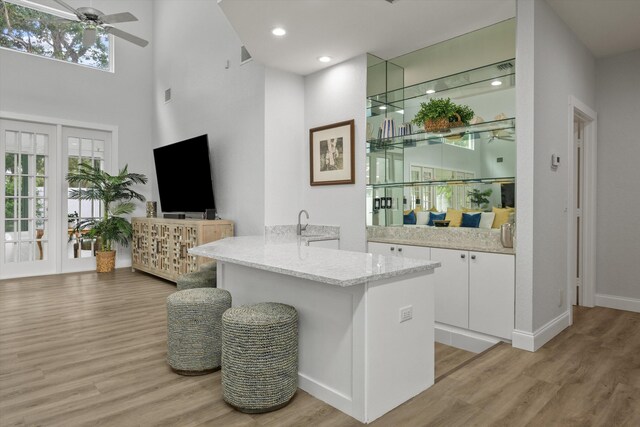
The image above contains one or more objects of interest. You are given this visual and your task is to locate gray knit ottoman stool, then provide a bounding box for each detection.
[176,268,216,291]
[166,288,231,375]
[222,302,298,413]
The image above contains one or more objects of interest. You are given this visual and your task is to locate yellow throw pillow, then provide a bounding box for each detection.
[492,207,514,229]
[429,206,438,212]
[462,207,481,213]
[445,208,463,227]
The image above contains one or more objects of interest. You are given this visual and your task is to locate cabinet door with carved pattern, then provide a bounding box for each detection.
[170,224,199,276]
[132,219,149,268]
[149,222,171,276]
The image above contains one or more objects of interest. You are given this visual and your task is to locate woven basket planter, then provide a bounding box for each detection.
[448,112,464,129]
[222,302,298,413]
[424,117,450,133]
[95,250,116,272]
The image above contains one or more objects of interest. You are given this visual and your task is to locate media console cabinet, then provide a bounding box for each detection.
[131,217,234,282]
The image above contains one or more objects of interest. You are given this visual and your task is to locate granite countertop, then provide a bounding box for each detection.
[367,226,516,255]
[190,236,440,287]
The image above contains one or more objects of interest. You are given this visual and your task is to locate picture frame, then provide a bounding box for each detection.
[309,119,355,186]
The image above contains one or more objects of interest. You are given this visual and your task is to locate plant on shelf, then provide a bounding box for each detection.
[66,163,148,273]
[412,98,456,133]
[467,188,493,210]
[451,104,475,127]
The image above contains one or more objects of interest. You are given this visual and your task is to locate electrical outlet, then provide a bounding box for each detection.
[399,305,413,323]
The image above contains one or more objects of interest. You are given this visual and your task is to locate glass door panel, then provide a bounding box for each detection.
[1,120,57,278]
[61,127,111,272]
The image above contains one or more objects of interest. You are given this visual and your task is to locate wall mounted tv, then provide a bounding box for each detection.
[153,134,215,215]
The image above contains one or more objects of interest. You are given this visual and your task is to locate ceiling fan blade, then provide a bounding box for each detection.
[82,27,97,48]
[52,0,82,17]
[105,26,149,47]
[100,12,138,24]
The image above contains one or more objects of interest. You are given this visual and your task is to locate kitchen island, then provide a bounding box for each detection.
[190,235,440,423]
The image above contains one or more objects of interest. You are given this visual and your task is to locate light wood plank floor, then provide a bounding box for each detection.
[1,269,639,426]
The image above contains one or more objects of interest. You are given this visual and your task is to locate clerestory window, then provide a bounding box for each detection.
[0,0,112,71]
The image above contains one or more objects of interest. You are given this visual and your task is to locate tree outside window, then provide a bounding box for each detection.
[0,1,110,70]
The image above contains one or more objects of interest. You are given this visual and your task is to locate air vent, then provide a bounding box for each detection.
[164,88,171,103]
[240,45,252,65]
[497,62,514,71]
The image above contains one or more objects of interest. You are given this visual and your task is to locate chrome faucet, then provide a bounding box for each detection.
[297,210,309,235]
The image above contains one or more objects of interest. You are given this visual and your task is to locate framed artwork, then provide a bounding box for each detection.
[310,119,355,186]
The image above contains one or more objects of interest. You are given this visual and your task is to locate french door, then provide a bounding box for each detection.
[61,126,112,272]
[1,119,113,279]
[1,120,58,278]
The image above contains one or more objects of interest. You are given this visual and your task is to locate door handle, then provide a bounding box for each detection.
[471,255,476,260]
[398,247,403,253]
[461,254,466,259]
[390,247,395,251]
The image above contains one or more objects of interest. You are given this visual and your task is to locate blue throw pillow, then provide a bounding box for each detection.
[461,212,481,228]
[403,210,417,225]
[427,212,446,226]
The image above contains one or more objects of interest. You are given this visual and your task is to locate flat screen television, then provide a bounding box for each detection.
[153,134,215,214]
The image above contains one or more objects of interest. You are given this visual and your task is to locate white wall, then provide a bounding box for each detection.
[515,0,596,334]
[264,68,305,226]
[595,49,640,301]
[152,0,265,236]
[0,0,154,267]
[303,55,368,252]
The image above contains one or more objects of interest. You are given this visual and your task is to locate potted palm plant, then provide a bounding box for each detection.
[66,163,148,272]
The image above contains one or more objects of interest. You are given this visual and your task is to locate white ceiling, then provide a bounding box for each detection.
[219,0,640,76]
[546,0,640,58]
[218,0,516,76]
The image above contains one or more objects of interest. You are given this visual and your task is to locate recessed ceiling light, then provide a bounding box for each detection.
[395,110,405,114]
[379,106,387,110]
[272,27,286,36]
[491,80,502,86]
[318,56,332,63]
[426,89,435,94]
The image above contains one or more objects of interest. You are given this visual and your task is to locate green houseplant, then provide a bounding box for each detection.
[66,163,147,272]
[467,188,493,210]
[451,104,475,127]
[412,98,456,132]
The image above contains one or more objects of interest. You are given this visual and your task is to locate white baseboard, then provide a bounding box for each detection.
[512,310,571,352]
[298,373,359,422]
[435,323,500,353]
[595,294,640,313]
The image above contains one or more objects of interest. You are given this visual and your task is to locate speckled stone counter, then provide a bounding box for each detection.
[190,235,440,287]
[367,226,516,255]
[190,233,440,423]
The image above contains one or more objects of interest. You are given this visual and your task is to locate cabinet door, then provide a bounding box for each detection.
[132,219,149,267]
[430,248,469,329]
[151,223,172,276]
[469,252,514,340]
[367,242,398,257]
[397,244,430,260]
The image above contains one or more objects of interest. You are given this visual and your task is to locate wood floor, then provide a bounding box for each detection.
[1,270,640,426]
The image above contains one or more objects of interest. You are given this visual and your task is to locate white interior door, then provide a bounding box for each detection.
[1,120,58,278]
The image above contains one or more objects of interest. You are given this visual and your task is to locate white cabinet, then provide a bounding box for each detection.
[367,242,430,260]
[469,251,515,339]
[430,248,514,340]
[430,248,469,329]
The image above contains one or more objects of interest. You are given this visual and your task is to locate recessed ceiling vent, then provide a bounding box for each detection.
[497,62,514,71]
[240,45,252,65]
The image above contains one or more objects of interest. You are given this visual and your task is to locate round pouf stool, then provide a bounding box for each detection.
[166,288,231,375]
[222,302,298,413]
[176,269,216,291]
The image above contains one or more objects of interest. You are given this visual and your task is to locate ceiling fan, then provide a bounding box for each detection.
[51,0,148,48]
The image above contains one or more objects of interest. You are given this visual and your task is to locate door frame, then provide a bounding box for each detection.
[0,111,118,278]
[566,96,597,317]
